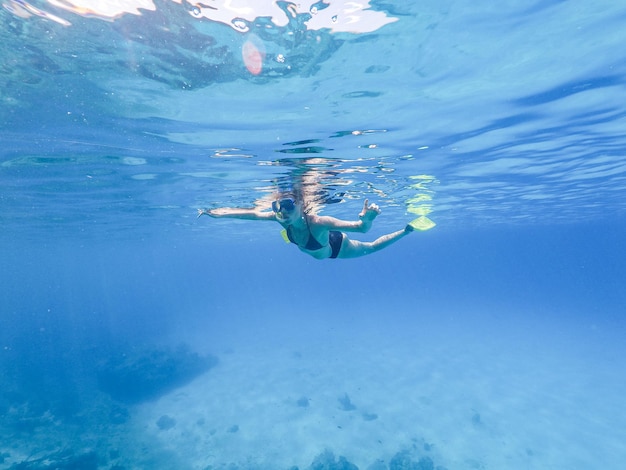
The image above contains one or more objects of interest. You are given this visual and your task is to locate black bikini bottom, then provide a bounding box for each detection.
[329,231,344,259]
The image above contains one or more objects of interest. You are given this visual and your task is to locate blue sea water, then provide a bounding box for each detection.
[1,1,626,469]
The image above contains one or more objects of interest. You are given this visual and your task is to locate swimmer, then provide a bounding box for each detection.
[197,197,423,260]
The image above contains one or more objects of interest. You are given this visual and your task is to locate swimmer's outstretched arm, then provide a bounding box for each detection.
[310,199,380,233]
[197,207,275,221]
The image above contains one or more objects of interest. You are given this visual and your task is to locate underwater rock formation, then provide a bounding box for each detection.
[301,448,445,470]
[309,450,358,470]
[361,412,378,421]
[389,451,442,470]
[337,393,357,411]
[156,414,176,430]
[97,345,217,403]
[296,396,310,407]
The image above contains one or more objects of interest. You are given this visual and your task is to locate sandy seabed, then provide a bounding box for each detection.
[2,309,625,470]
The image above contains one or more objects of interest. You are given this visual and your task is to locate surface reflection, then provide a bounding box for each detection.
[3,0,397,32]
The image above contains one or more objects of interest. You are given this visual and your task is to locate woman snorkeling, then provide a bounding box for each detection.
[197,196,428,260]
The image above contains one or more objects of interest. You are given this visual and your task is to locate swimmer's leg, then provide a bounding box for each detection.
[337,227,412,259]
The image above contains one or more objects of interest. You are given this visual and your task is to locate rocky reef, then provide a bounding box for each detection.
[97,345,217,404]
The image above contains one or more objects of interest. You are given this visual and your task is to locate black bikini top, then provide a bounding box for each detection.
[286,216,324,251]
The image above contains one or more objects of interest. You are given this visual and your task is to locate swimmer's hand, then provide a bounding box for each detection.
[197,208,225,218]
[197,208,210,218]
[358,199,380,231]
[359,199,381,222]
[197,207,249,218]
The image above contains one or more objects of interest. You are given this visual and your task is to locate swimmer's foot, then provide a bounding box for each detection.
[197,208,209,218]
[405,216,436,232]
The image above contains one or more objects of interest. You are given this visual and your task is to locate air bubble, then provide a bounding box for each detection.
[232,19,249,33]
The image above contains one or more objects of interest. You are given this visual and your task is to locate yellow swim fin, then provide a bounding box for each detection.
[407,216,436,232]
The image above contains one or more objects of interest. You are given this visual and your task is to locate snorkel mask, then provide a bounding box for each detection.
[272,198,296,219]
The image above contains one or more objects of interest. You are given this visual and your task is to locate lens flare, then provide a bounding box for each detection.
[242,35,265,76]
